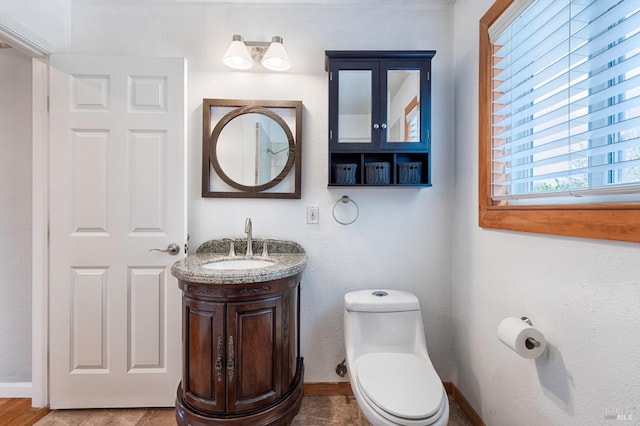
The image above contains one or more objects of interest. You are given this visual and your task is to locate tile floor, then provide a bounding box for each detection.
[35,395,473,425]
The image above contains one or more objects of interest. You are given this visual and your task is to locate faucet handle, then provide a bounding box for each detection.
[261,239,269,257]
[223,238,236,256]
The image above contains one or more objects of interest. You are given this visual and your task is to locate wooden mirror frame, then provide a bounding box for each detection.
[202,99,302,199]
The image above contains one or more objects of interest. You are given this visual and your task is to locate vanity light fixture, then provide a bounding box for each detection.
[222,35,291,72]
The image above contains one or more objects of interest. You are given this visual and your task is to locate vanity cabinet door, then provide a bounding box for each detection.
[226,296,284,413]
[182,297,226,413]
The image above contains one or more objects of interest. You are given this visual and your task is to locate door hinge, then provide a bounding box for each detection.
[329,71,333,81]
[427,71,430,81]
[330,130,333,140]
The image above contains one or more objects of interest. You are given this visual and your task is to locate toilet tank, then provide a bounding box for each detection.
[344,290,428,360]
[344,289,420,312]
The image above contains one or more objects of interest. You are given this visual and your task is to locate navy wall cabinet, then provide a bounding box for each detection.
[325,50,436,187]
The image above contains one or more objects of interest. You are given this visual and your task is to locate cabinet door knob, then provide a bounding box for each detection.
[373,123,380,130]
[381,123,387,129]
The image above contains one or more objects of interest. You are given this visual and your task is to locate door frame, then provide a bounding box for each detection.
[0,16,53,407]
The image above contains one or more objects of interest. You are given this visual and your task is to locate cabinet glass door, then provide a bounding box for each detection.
[338,70,372,143]
[329,61,380,150]
[386,69,421,143]
[379,61,429,151]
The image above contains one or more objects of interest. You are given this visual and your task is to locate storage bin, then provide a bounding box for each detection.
[365,162,390,184]
[333,163,357,185]
[398,162,422,184]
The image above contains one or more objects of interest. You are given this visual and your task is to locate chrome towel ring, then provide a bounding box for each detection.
[332,195,359,225]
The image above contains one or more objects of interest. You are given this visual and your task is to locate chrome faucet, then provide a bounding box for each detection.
[244,218,253,256]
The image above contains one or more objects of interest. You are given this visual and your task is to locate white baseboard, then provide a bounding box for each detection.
[0,382,32,398]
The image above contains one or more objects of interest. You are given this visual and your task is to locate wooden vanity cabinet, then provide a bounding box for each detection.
[176,274,303,425]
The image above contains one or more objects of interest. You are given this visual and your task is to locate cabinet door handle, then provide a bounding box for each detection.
[373,123,380,130]
[381,123,387,129]
[227,336,235,382]
[215,336,223,382]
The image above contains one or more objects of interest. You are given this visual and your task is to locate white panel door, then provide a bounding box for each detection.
[49,55,186,408]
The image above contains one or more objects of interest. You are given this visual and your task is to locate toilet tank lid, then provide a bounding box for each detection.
[344,289,420,312]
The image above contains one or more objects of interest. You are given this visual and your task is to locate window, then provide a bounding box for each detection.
[479,0,640,242]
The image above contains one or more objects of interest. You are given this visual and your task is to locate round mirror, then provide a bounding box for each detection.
[210,106,295,192]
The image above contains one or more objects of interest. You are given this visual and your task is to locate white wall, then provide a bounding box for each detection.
[0,0,70,51]
[67,0,456,383]
[0,47,32,383]
[452,1,640,425]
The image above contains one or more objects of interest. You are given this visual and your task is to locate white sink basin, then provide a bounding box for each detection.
[201,258,275,270]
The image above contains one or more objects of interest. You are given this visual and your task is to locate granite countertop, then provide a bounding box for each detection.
[171,238,307,284]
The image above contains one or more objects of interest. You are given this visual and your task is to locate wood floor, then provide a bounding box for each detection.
[0,399,49,426]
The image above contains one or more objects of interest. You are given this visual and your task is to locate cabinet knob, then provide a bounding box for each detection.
[373,123,380,130]
[381,123,387,129]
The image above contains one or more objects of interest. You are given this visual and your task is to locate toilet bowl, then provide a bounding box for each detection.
[343,289,449,426]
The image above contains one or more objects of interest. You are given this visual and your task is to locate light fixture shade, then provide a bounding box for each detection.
[222,35,253,70]
[261,36,291,71]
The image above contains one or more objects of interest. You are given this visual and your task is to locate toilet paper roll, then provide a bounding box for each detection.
[497,317,546,359]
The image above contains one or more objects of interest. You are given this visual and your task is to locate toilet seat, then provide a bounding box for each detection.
[356,353,445,424]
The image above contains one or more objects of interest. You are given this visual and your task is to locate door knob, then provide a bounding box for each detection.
[149,243,180,256]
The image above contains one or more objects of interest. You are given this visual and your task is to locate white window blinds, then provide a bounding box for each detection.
[490,0,640,202]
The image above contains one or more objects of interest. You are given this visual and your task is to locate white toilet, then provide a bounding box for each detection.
[343,289,449,426]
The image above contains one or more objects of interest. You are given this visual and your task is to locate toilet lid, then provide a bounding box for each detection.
[357,353,444,420]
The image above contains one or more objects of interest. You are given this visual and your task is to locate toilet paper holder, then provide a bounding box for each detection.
[521,317,541,349]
